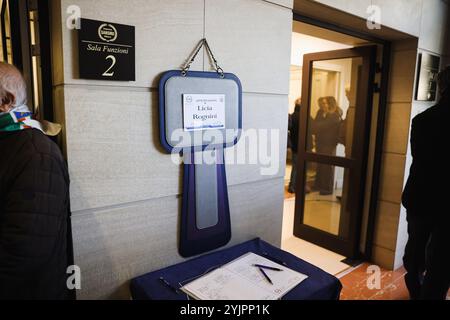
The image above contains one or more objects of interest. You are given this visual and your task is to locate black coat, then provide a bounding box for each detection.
[0,129,71,300]
[289,109,300,153]
[402,94,450,221]
[289,107,313,153]
[313,110,341,153]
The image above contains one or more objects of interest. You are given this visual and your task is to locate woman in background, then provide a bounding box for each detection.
[313,96,342,195]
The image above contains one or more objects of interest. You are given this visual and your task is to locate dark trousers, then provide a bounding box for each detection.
[403,215,432,300]
[315,163,335,195]
[403,214,450,300]
[421,224,450,299]
[314,145,336,195]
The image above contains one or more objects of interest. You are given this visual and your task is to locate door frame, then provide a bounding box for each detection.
[4,0,54,122]
[292,13,392,261]
[294,46,377,258]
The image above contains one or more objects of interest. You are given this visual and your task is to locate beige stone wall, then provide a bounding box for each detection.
[51,0,294,299]
[374,39,417,269]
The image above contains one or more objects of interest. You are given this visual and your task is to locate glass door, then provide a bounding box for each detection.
[294,46,377,258]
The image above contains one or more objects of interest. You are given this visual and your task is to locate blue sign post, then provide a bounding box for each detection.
[159,45,242,257]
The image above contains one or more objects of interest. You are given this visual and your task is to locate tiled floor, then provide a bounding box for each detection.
[339,263,450,300]
[339,263,410,300]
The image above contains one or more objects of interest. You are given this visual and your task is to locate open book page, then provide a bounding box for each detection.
[181,253,308,300]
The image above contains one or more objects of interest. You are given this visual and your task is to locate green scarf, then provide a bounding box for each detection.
[0,105,43,133]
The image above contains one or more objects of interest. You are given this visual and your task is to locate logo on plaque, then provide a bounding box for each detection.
[98,23,118,43]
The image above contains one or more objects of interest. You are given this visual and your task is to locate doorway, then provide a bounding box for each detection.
[283,19,386,272]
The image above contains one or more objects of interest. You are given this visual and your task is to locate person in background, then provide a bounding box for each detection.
[288,99,301,193]
[337,88,351,150]
[402,65,450,300]
[312,96,341,195]
[0,62,71,299]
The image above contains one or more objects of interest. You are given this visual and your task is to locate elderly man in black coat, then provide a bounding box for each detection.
[402,65,450,300]
[0,62,71,300]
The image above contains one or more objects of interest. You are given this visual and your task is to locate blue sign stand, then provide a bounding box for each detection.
[159,68,242,257]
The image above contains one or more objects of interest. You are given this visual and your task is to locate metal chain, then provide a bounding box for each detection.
[204,40,225,78]
[181,38,225,78]
[181,39,205,77]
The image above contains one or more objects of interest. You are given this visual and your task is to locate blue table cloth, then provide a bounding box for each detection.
[130,238,342,300]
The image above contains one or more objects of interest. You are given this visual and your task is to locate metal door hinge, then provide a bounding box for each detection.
[375,63,382,73]
[373,83,381,93]
[31,44,40,56]
[27,0,38,11]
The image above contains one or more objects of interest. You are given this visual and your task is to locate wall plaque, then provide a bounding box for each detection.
[78,18,135,81]
[415,53,440,101]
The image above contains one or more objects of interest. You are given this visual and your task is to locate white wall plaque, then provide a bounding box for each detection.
[183,94,226,132]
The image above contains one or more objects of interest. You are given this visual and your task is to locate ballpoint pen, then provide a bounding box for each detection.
[159,277,181,294]
[253,264,283,271]
[258,267,273,285]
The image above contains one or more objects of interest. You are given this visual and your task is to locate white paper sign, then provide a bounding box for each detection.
[183,94,226,132]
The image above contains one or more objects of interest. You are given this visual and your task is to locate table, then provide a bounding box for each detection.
[130,238,342,300]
